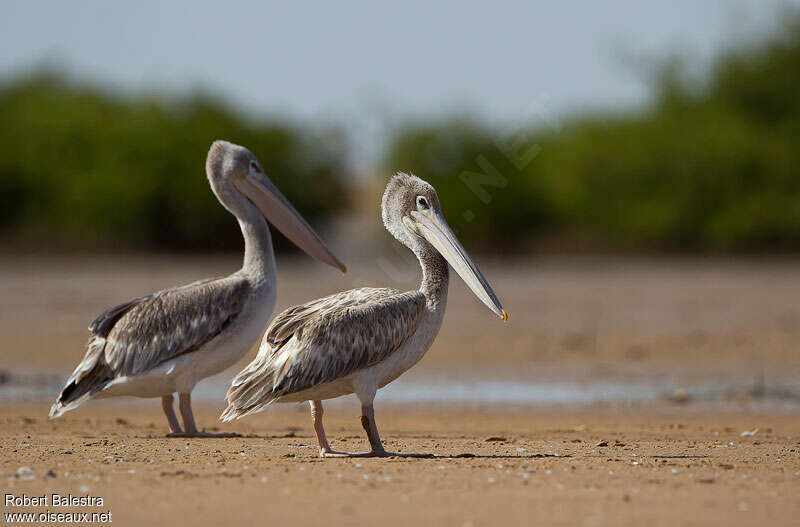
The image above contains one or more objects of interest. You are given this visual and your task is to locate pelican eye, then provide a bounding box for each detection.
[416,196,429,210]
[250,161,261,173]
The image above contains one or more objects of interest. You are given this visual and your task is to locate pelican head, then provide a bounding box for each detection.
[382,172,507,321]
[206,140,346,273]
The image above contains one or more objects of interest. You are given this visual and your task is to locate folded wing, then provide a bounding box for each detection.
[222,287,425,420]
[50,277,250,417]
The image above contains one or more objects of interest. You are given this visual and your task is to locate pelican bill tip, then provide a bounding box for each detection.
[501,310,508,322]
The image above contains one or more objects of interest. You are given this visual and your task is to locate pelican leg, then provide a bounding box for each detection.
[178,392,200,434]
[312,401,432,458]
[311,400,380,457]
[310,400,334,456]
[357,404,433,458]
[360,403,387,455]
[162,394,183,435]
[311,400,367,457]
[168,392,239,438]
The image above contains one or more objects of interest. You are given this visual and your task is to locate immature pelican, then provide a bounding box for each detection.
[222,173,505,456]
[50,140,346,437]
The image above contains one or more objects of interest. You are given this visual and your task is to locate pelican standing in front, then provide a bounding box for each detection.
[222,172,506,456]
[50,140,346,437]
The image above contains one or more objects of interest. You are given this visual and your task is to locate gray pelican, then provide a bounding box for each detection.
[222,172,506,456]
[50,140,346,437]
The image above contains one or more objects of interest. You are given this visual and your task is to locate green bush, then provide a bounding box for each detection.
[3,15,800,254]
[384,119,555,251]
[383,16,800,252]
[0,72,348,251]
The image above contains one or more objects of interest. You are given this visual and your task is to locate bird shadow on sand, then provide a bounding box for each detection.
[387,453,572,460]
[137,432,244,439]
[136,432,325,440]
[301,453,571,460]
[282,452,571,460]
[129,433,572,460]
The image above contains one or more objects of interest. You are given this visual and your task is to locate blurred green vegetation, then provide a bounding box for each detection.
[384,16,800,252]
[0,72,348,251]
[2,15,799,254]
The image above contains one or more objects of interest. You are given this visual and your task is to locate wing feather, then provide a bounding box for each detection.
[103,277,250,377]
[51,276,250,418]
[222,287,425,419]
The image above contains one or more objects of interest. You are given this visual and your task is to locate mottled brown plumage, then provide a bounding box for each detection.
[103,278,249,376]
[52,276,250,417]
[222,287,425,419]
[222,172,505,456]
[49,140,345,435]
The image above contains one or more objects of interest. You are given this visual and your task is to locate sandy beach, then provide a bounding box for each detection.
[1,254,799,525]
[3,2,800,525]
[3,402,800,526]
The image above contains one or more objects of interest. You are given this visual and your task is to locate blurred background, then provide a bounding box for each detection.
[1,1,799,407]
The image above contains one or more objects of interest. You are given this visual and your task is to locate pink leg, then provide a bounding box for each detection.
[310,400,432,458]
[178,392,200,434]
[162,394,183,435]
[311,400,333,455]
[166,392,239,438]
[310,400,375,457]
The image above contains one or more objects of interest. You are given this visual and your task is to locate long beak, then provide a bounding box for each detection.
[235,173,346,273]
[408,209,507,321]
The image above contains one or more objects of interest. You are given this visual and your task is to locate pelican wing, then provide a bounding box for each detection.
[51,277,250,417]
[102,277,250,376]
[223,287,426,419]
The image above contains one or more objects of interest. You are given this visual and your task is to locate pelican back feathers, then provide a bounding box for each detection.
[50,277,250,418]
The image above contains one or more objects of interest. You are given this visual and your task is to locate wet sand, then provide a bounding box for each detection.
[2,402,799,526]
[3,253,800,382]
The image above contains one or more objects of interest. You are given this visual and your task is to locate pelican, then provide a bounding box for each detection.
[50,140,346,437]
[222,172,506,456]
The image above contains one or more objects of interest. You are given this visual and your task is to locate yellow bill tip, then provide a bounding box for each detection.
[501,310,508,322]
